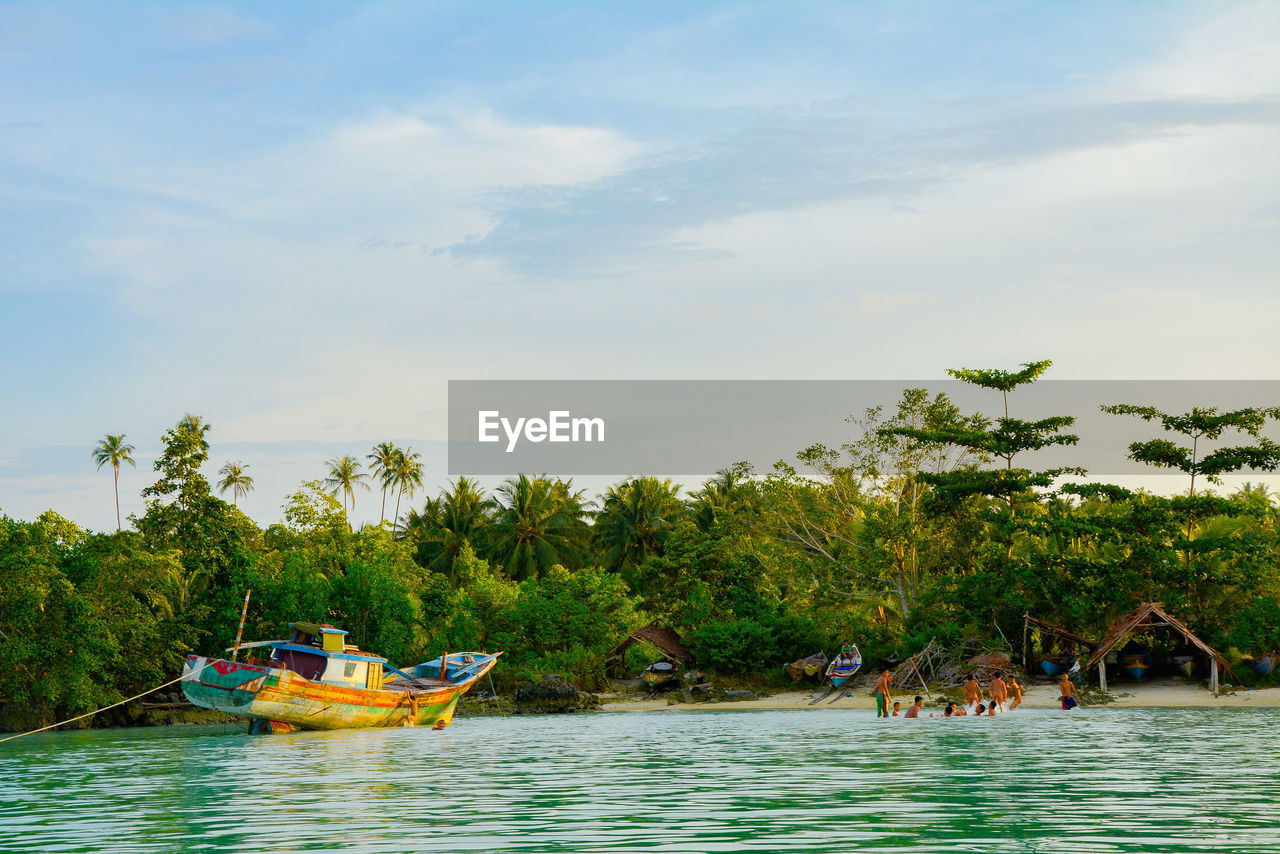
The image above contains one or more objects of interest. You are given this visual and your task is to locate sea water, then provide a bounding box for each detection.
[1,707,1277,852]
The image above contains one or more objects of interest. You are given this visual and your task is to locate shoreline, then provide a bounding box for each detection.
[598,679,1280,713]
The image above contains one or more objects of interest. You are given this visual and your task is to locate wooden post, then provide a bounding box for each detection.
[1210,658,1219,697]
[1023,621,1031,672]
[231,589,252,662]
[1098,658,1107,693]
[439,652,449,681]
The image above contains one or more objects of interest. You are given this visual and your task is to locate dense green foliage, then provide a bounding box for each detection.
[3,367,1279,724]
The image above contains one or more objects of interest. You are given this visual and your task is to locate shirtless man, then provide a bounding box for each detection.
[873,669,893,718]
[989,672,1008,711]
[1059,672,1080,710]
[903,695,924,718]
[963,673,983,714]
[1007,676,1023,709]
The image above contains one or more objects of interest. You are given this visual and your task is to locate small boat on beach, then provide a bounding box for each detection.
[825,645,863,688]
[1040,654,1075,677]
[1119,641,1152,680]
[1171,655,1196,677]
[784,651,828,682]
[642,659,681,689]
[181,622,499,733]
[1255,652,1277,677]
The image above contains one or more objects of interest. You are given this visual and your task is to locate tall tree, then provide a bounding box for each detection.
[1100,403,1280,580]
[594,477,683,570]
[216,462,254,507]
[92,433,136,532]
[490,474,585,580]
[766,388,983,618]
[390,447,424,534]
[367,442,398,524]
[401,477,493,582]
[176,413,211,452]
[688,464,760,531]
[872,363,1082,635]
[323,455,370,521]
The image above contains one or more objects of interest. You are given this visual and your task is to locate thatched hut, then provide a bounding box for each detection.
[603,623,693,676]
[1086,602,1228,696]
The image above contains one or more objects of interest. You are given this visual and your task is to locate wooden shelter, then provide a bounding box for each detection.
[604,623,693,675]
[1086,602,1227,696]
[1022,614,1098,672]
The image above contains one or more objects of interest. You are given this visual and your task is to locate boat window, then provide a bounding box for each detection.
[276,649,327,681]
[321,657,368,686]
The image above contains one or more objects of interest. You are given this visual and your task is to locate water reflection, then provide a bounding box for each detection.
[1,708,1278,852]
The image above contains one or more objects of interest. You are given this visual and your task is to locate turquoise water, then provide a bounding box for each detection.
[1,708,1278,852]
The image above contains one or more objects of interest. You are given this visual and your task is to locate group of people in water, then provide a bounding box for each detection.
[870,668,1082,717]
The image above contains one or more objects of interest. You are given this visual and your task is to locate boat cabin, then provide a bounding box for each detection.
[239,622,389,690]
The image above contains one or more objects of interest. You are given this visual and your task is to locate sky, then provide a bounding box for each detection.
[1,1,1278,530]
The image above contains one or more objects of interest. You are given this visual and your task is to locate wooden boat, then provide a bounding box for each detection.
[1255,652,1276,676]
[181,622,499,733]
[875,652,900,672]
[1040,654,1075,677]
[642,659,680,688]
[1171,655,1196,678]
[784,651,828,682]
[1119,641,1151,680]
[825,645,863,688]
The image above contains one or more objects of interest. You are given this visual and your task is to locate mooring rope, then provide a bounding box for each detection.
[0,664,209,744]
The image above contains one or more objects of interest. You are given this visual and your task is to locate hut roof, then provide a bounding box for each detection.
[605,623,693,665]
[1024,614,1098,651]
[1086,602,1225,670]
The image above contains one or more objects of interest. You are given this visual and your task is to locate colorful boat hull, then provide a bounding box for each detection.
[1121,656,1151,680]
[1040,656,1073,677]
[182,653,496,731]
[824,647,862,687]
[1255,654,1275,676]
[829,671,857,688]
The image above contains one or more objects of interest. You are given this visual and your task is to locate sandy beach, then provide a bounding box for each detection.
[601,679,1280,712]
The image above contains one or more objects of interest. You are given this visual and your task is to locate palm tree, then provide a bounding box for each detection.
[390,447,424,533]
[176,413,211,451]
[323,455,370,521]
[594,477,683,570]
[367,442,399,523]
[92,433,136,531]
[217,461,254,506]
[490,474,587,580]
[402,477,493,581]
[689,465,758,530]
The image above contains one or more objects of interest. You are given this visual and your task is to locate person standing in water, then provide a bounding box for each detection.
[1059,672,1080,710]
[873,669,893,718]
[963,673,983,714]
[989,672,1008,711]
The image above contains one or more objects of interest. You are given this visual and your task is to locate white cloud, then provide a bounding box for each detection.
[1124,3,1280,98]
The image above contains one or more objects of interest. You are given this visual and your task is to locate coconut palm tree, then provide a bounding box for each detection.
[367,442,399,523]
[176,413,211,452]
[217,461,254,507]
[594,476,683,570]
[323,455,370,521]
[490,474,587,580]
[390,447,424,534]
[92,433,136,531]
[402,477,493,581]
